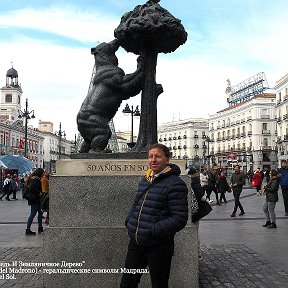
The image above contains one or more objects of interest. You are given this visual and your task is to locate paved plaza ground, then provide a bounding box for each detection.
[0,187,288,287]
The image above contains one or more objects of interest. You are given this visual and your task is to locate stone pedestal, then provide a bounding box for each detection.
[43,159,199,288]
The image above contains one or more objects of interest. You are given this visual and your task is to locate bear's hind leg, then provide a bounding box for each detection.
[79,140,91,153]
[89,128,112,153]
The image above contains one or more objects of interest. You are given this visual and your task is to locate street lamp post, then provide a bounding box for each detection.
[122,104,140,149]
[18,98,35,158]
[56,123,66,159]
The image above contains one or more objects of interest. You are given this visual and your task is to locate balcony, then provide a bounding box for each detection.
[283,114,288,120]
[262,130,271,135]
[194,135,198,138]
[261,115,270,119]
[247,116,252,121]
[276,99,281,105]
[241,119,245,123]
[284,135,288,141]
[277,117,282,122]
[241,132,246,137]
[248,131,252,136]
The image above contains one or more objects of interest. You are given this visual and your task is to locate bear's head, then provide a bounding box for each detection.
[91,39,120,67]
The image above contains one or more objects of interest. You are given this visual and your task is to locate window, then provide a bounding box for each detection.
[5,94,12,103]
[263,138,268,147]
[262,123,268,130]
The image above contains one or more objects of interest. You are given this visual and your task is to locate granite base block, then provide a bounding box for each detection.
[43,226,198,288]
[44,173,198,288]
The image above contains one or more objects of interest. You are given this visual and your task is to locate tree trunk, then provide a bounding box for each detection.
[133,49,159,152]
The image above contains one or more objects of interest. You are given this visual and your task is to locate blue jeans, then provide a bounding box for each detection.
[27,203,43,230]
[120,238,174,288]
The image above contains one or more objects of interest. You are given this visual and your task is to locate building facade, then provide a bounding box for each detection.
[209,93,277,173]
[275,73,288,164]
[0,66,44,168]
[158,118,209,168]
[38,120,73,173]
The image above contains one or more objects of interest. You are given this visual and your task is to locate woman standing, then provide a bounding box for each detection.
[216,171,230,204]
[25,168,44,235]
[262,169,279,229]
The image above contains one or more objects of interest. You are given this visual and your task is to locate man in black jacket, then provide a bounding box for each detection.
[230,165,246,217]
[120,144,188,288]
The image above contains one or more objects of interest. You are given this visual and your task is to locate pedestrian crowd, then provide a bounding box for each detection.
[0,168,50,235]
[189,160,288,230]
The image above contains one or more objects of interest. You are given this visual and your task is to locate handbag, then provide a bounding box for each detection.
[192,200,212,222]
[190,190,199,216]
[251,180,256,187]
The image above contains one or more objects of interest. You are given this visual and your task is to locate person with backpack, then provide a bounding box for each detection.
[0,174,12,201]
[25,168,44,235]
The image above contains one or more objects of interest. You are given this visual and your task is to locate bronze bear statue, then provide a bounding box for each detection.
[77,39,145,153]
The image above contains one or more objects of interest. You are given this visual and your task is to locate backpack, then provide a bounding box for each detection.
[23,185,35,201]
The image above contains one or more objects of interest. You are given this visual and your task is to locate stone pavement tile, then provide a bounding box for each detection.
[199,244,288,288]
[0,247,43,287]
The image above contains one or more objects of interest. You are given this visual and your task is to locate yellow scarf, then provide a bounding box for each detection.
[145,166,171,183]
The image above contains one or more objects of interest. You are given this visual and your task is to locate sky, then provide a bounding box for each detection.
[0,0,288,140]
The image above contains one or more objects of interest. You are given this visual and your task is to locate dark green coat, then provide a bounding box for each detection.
[264,178,279,202]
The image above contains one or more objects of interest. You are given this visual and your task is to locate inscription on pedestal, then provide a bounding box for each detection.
[56,159,186,176]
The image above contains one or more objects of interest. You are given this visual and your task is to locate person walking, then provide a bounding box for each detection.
[278,160,288,216]
[216,171,230,204]
[10,174,19,200]
[120,143,188,288]
[230,165,246,217]
[206,164,220,205]
[262,169,280,228]
[0,174,12,201]
[200,167,209,200]
[252,168,263,195]
[25,168,44,235]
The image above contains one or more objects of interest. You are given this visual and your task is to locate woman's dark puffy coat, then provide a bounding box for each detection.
[216,175,230,193]
[126,164,188,247]
[264,177,279,202]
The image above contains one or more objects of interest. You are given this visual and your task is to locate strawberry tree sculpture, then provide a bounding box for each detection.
[115,0,187,151]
